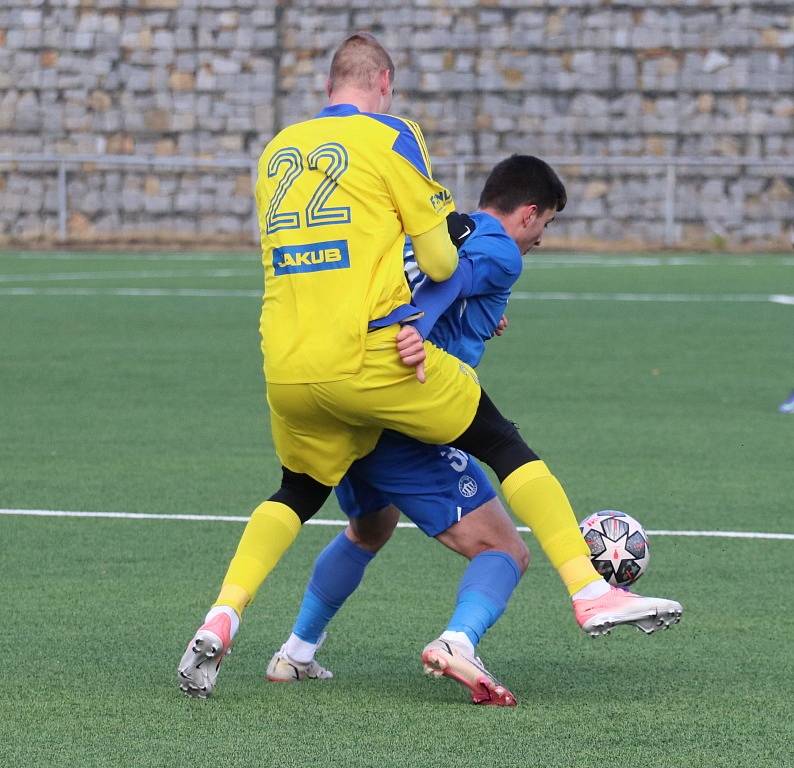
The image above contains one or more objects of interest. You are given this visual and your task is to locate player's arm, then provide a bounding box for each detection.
[412,211,477,282]
[378,118,471,281]
[411,222,458,282]
[396,256,474,382]
[411,225,517,342]
[408,257,474,340]
[457,231,523,333]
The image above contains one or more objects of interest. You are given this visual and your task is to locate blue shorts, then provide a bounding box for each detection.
[334,430,497,537]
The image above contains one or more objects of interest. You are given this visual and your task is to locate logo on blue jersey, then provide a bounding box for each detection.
[458,475,478,498]
[429,188,452,213]
[273,240,350,275]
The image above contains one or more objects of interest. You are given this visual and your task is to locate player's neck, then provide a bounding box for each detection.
[327,88,383,114]
[479,207,509,228]
[480,206,522,243]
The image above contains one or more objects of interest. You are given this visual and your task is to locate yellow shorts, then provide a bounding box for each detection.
[267,326,481,486]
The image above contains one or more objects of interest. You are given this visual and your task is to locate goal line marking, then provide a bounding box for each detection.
[1,508,792,541]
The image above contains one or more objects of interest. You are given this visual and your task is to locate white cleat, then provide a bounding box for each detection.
[421,638,517,706]
[574,587,683,638]
[177,613,233,698]
[265,644,333,682]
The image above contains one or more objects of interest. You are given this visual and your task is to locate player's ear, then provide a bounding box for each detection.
[325,77,333,98]
[522,204,539,228]
[378,69,391,96]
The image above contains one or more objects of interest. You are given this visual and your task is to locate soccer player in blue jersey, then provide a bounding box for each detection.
[263,156,561,706]
[779,389,794,413]
[178,32,682,700]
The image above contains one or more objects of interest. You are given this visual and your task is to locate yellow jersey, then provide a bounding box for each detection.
[255,103,454,384]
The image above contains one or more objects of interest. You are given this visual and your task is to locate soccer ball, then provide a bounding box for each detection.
[579,510,650,587]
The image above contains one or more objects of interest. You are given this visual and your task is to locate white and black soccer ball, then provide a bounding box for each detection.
[579,510,650,587]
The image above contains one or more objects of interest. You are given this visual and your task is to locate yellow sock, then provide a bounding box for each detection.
[501,461,602,596]
[214,501,302,615]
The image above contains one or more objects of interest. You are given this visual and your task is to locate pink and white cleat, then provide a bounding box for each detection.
[574,587,683,638]
[421,638,517,707]
[177,612,233,698]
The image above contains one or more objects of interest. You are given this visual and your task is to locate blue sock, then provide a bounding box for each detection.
[446,551,521,648]
[292,532,375,643]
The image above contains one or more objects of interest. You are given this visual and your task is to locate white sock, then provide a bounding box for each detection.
[204,605,240,639]
[440,630,475,656]
[284,632,318,664]
[571,579,611,601]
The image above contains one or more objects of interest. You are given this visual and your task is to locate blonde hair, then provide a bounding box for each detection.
[328,32,395,93]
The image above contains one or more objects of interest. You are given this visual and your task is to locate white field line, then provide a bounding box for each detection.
[1,286,792,305]
[510,291,788,303]
[1,508,792,541]
[523,255,794,268]
[0,268,258,283]
[0,287,260,297]
[8,252,258,262]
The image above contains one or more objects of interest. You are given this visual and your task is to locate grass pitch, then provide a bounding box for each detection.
[1,250,793,767]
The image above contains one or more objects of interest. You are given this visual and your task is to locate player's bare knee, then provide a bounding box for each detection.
[483,538,528,573]
[485,530,529,574]
[479,500,529,572]
[346,526,389,552]
[346,505,399,552]
[512,538,530,574]
[477,533,528,572]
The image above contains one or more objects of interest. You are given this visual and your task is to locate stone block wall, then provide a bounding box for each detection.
[0,0,792,248]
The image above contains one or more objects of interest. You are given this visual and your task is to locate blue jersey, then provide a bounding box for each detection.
[337,432,497,537]
[336,210,521,532]
[404,211,522,367]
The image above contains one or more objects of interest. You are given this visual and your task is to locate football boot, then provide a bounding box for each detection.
[421,637,517,706]
[265,646,333,682]
[574,586,683,638]
[177,612,233,698]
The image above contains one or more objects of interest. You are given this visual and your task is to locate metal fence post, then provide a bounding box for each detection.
[664,163,677,246]
[57,161,67,240]
[249,160,259,245]
[455,160,466,211]
[2,152,792,249]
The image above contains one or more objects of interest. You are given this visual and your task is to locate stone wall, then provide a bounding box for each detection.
[1,0,793,248]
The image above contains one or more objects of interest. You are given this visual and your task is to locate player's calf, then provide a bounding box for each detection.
[435,497,529,572]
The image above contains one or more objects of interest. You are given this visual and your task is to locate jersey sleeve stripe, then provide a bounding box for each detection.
[406,120,431,172]
[405,119,433,176]
[363,112,432,178]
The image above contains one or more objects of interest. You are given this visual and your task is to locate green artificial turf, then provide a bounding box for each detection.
[1,250,793,767]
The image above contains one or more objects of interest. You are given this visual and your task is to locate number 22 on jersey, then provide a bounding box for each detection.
[265,142,352,234]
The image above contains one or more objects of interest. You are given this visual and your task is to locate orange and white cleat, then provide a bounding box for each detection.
[574,587,683,638]
[421,638,517,707]
[177,612,234,698]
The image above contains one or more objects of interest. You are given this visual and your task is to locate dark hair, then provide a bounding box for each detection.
[478,155,567,214]
[328,32,395,93]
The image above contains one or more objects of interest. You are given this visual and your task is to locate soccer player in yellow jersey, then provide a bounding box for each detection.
[178,32,682,698]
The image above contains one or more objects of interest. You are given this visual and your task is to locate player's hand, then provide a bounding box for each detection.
[446,211,476,248]
[493,315,509,337]
[396,325,426,383]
